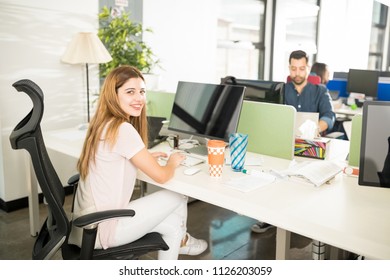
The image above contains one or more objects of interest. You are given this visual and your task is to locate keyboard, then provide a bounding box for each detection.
[159,152,205,167]
[181,155,205,167]
[185,145,208,156]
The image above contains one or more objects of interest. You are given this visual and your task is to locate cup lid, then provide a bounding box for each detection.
[207,139,226,148]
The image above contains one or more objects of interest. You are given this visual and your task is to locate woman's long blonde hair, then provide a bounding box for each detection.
[77,65,148,180]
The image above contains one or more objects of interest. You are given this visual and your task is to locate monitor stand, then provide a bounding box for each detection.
[186,145,208,157]
[355,96,376,108]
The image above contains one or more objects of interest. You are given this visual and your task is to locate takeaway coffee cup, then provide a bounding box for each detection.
[207,140,226,177]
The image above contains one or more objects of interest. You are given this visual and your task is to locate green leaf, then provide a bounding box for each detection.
[98,6,160,78]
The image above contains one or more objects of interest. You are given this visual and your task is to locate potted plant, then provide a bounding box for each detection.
[98,6,160,79]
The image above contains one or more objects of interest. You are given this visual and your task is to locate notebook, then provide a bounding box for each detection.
[147,116,167,149]
[294,112,319,137]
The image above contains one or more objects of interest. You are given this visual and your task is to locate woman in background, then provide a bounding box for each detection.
[310,62,330,85]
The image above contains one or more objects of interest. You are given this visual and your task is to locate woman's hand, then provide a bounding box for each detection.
[150,151,185,167]
[167,152,186,168]
[132,149,185,184]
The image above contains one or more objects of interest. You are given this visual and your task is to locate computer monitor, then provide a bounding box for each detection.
[380,71,390,77]
[220,76,284,104]
[379,71,390,83]
[168,81,245,143]
[359,101,390,188]
[332,71,349,80]
[347,69,379,98]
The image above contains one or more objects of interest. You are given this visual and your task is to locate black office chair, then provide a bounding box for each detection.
[9,79,169,260]
[220,75,285,104]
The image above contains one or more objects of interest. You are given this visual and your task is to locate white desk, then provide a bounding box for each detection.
[332,103,362,140]
[34,128,390,260]
[333,103,362,117]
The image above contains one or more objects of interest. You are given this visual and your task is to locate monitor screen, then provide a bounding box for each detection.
[359,101,390,188]
[347,69,379,98]
[379,71,390,83]
[332,71,348,80]
[221,77,284,104]
[168,81,245,142]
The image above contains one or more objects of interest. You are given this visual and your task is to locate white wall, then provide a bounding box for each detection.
[317,0,373,73]
[142,0,219,92]
[0,118,4,199]
[272,0,374,81]
[0,0,99,202]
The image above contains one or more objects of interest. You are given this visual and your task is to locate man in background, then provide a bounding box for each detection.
[251,50,336,234]
[284,50,335,134]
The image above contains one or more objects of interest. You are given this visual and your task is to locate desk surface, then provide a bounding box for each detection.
[333,103,363,116]
[43,128,390,260]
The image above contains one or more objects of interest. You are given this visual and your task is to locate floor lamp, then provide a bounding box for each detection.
[61,32,112,122]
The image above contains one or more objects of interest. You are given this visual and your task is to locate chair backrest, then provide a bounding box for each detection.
[287,75,321,85]
[9,79,69,260]
[221,76,284,104]
[237,101,296,160]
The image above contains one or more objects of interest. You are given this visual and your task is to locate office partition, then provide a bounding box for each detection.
[146,91,175,119]
[348,114,362,167]
[327,79,390,101]
[237,101,296,160]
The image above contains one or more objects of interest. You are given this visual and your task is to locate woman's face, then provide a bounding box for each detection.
[117,77,146,117]
[323,67,330,84]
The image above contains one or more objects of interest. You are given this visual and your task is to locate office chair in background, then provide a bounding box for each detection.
[9,79,169,259]
[220,76,284,104]
[286,75,321,85]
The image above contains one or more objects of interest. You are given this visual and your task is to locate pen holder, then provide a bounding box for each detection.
[207,140,225,178]
[229,133,248,172]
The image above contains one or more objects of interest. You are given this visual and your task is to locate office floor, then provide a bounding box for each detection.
[0,187,317,260]
[1,194,359,261]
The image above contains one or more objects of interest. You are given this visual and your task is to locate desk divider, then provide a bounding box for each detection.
[348,114,362,167]
[146,91,175,119]
[237,101,296,160]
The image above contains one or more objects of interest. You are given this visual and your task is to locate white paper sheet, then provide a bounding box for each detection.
[223,172,276,192]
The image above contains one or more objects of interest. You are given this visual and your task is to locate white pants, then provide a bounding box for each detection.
[113,189,188,260]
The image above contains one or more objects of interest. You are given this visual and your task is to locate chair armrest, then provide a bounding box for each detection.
[73,209,136,229]
[324,131,345,139]
[68,177,136,258]
[67,174,80,186]
[73,209,136,259]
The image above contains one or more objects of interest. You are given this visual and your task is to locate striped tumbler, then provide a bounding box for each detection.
[229,133,248,172]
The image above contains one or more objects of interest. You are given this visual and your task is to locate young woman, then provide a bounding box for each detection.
[310,62,330,85]
[69,65,207,259]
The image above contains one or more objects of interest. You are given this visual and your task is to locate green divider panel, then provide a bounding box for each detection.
[146,91,175,119]
[348,114,362,167]
[237,101,296,160]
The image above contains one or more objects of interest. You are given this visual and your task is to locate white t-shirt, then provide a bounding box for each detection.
[69,122,145,249]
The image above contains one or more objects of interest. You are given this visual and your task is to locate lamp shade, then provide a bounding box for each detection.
[61,32,112,64]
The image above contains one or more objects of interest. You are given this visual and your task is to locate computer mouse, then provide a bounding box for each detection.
[183,167,201,176]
